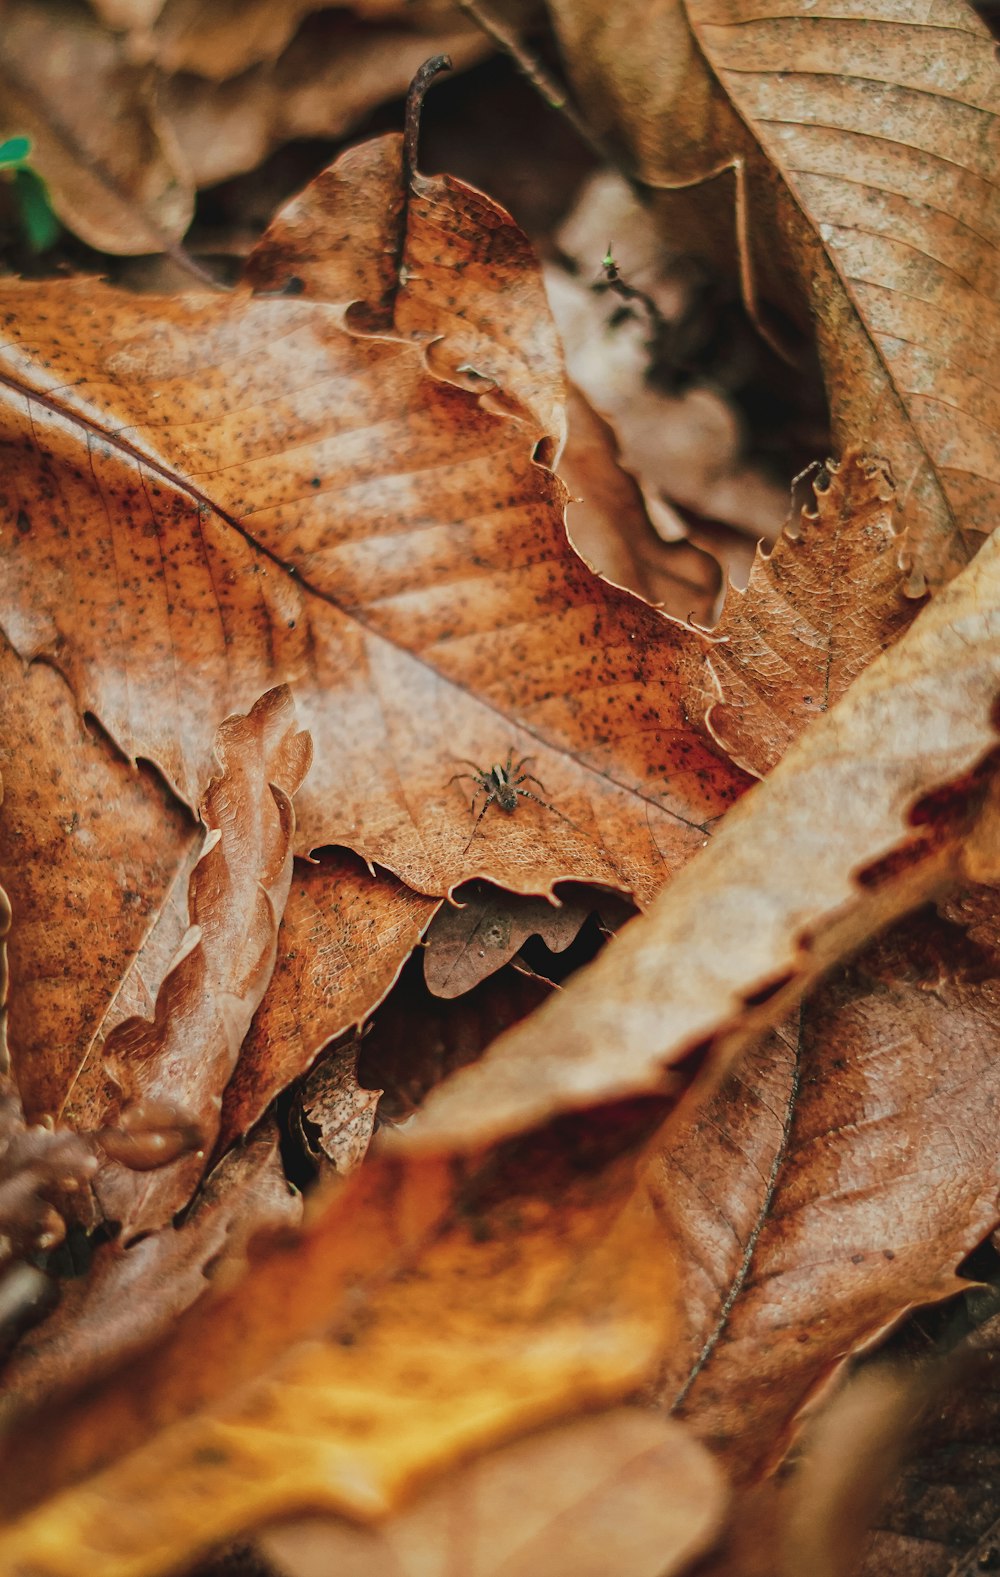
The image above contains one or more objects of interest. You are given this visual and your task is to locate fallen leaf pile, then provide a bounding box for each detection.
[0,4,998,1575]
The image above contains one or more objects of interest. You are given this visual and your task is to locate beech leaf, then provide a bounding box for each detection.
[408,526,1000,1147]
[0,129,750,910]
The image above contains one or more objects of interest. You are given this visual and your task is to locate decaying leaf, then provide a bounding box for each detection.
[650,890,1000,1482]
[423,881,606,998]
[291,1049,380,1175]
[547,0,1000,591]
[409,527,1000,1146]
[0,1107,677,1577]
[0,637,198,1127]
[0,128,749,904]
[94,686,311,1236]
[704,452,914,777]
[217,853,437,1156]
[260,1407,725,1577]
[0,1119,300,1420]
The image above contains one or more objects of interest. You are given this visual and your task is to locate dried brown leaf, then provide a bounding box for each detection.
[408,527,1000,1147]
[0,1109,677,1576]
[423,882,599,998]
[292,1049,380,1175]
[95,686,311,1235]
[217,854,437,1154]
[650,891,1000,1482]
[260,1407,725,1577]
[0,131,748,905]
[705,452,914,777]
[546,0,1000,592]
[0,637,197,1127]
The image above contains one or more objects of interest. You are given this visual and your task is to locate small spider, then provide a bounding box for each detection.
[449,750,575,852]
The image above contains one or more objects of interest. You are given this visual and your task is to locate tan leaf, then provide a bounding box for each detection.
[649,891,1000,1482]
[423,882,602,998]
[291,1049,381,1175]
[0,636,197,1126]
[0,131,748,904]
[217,854,437,1154]
[161,14,489,190]
[0,1110,677,1576]
[408,526,1000,1147]
[95,686,312,1235]
[560,385,723,625]
[704,452,915,778]
[260,1407,725,1577]
[0,0,193,254]
[546,0,1000,591]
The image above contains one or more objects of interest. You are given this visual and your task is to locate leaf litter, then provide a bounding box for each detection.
[0,15,998,1577]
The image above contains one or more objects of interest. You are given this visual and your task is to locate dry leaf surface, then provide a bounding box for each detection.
[260,1407,725,1577]
[0,1108,677,1576]
[0,131,749,905]
[409,528,1000,1146]
[547,0,1000,591]
[94,686,311,1236]
[650,892,1000,1482]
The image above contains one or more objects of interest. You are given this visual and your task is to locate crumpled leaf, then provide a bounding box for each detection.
[95,686,312,1236]
[649,889,1000,1483]
[291,1049,381,1175]
[546,0,1000,592]
[408,526,1000,1147]
[260,1407,725,1577]
[0,1119,300,1421]
[0,129,749,903]
[217,853,437,1155]
[0,1106,677,1577]
[704,452,914,777]
[423,882,605,998]
[0,0,193,254]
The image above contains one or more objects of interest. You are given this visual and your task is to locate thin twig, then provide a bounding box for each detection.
[404,54,453,188]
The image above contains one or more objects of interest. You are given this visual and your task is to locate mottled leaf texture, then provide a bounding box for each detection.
[705,453,914,778]
[410,528,1000,1147]
[0,130,748,907]
[547,0,1000,592]
[649,891,1000,1483]
[292,1050,380,1175]
[0,1110,676,1577]
[260,1408,725,1577]
[860,1307,1000,1577]
[95,686,312,1236]
[0,635,197,1126]
[423,883,599,998]
[217,854,437,1155]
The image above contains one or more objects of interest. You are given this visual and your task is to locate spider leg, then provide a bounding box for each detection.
[514,788,584,836]
[448,771,481,789]
[514,771,547,793]
[462,790,497,854]
[512,755,536,777]
[453,758,489,775]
